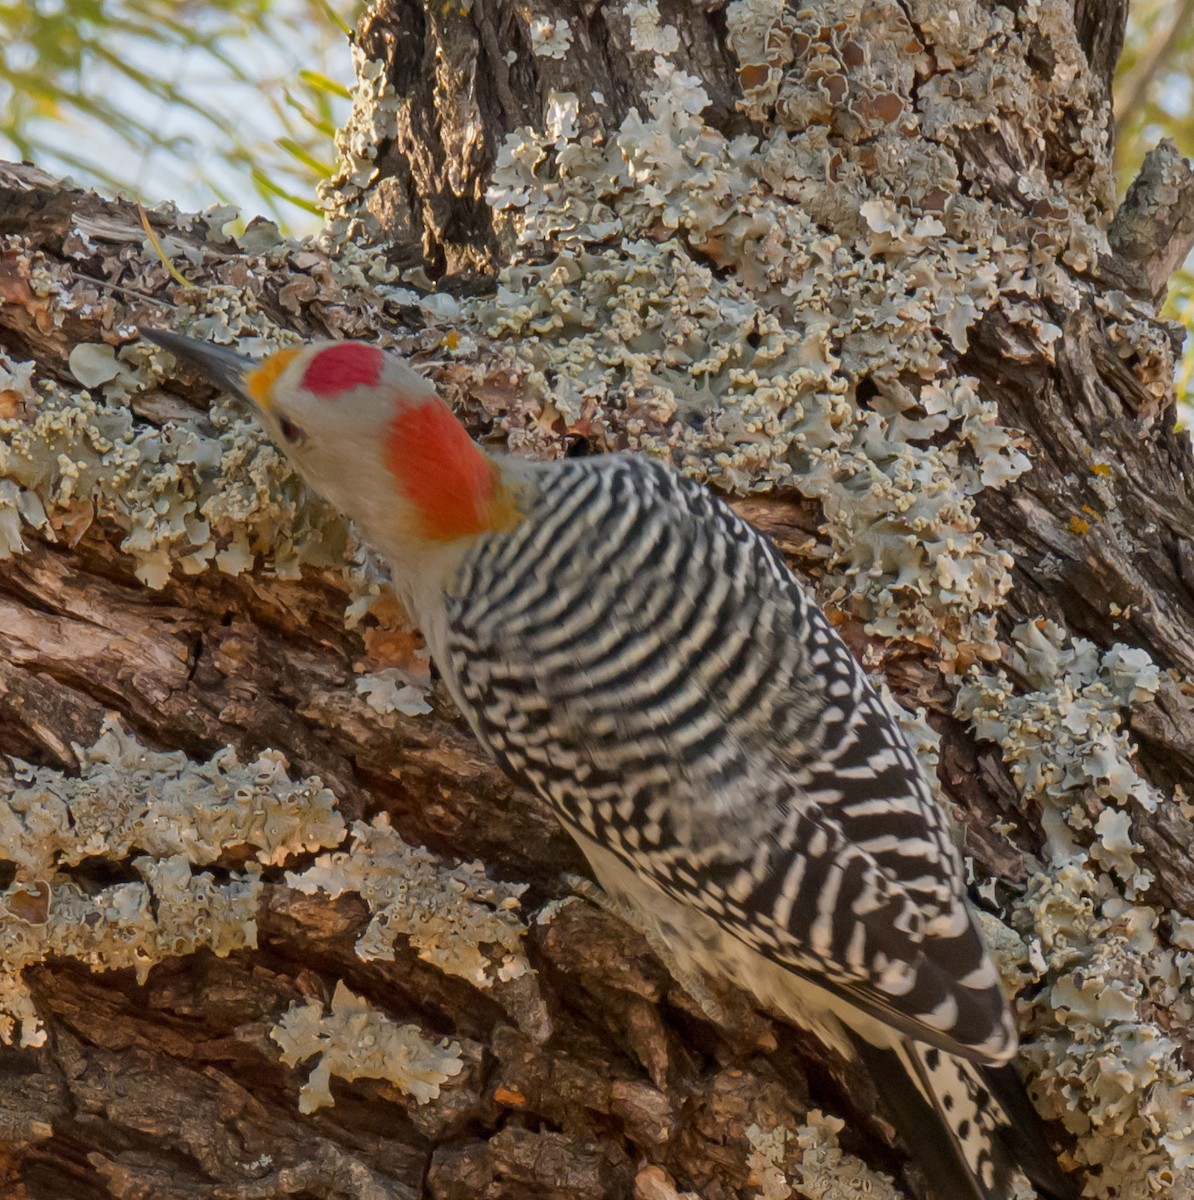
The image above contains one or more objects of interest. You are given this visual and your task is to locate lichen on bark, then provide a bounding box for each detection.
[2,0,1194,1198]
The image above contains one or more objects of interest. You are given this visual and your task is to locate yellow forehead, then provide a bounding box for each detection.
[244,347,301,411]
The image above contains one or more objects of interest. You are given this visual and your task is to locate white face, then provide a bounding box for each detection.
[244,341,436,541]
[143,328,494,573]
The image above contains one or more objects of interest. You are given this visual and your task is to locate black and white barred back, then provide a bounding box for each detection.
[440,455,1074,1200]
[445,456,1005,1051]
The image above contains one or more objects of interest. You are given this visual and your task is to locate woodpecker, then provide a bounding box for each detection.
[143,329,1077,1200]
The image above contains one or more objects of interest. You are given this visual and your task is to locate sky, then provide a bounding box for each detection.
[0,1,355,235]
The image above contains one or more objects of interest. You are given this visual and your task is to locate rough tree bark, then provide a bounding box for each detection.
[2,1,1194,1199]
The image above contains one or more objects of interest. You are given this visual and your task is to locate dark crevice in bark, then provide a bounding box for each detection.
[1072,0,1129,120]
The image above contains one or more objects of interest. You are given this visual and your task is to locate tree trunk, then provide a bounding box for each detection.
[2,1,1194,1198]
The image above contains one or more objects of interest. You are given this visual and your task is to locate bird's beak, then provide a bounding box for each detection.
[139,327,255,402]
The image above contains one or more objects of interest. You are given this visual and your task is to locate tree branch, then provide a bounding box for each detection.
[1107,138,1194,303]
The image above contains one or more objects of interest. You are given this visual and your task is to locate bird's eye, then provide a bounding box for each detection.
[278,416,306,446]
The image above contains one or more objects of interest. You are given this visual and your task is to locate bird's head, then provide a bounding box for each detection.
[141,329,521,562]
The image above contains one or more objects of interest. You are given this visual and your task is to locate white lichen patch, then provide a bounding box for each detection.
[624,0,680,55]
[0,337,349,589]
[68,342,130,391]
[2,201,436,643]
[746,1123,793,1200]
[320,49,403,243]
[2,257,408,638]
[0,858,262,1049]
[745,1112,904,1200]
[1016,879,1194,1198]
[473,9,1057,662]
[286,814,532,987]
[355,668,433,717]
[958,624,1194,1196]
[794,1111,905,1199]
[957,621,1161,894]
[0,351,39,556]
[529,15,573,59]
[271,980,464,1113]
[0,716,345,877]
[0,347,35,412]
[0,718,346,1047]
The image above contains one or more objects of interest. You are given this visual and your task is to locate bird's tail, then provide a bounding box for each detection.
[849,1033,1079,1200]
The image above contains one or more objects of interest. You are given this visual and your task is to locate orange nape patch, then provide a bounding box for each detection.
[386,398,517,542]
[245,347,300,411]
